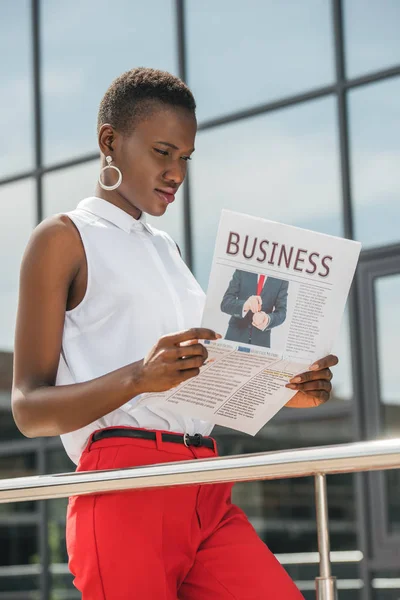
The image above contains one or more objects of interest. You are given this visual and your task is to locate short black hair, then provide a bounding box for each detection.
[97,67,196,134]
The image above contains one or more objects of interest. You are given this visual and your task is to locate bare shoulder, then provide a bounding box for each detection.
[28,212,82,251]
[23,213,84,275]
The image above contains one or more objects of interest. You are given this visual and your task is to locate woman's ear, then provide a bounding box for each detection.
[98,124,115,156]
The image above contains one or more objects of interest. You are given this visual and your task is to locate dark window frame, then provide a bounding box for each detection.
[357,250,400,570]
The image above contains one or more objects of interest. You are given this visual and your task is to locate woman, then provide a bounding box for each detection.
[12,67,337,599]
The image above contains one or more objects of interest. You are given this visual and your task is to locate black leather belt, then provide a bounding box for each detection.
[92,427,214,449]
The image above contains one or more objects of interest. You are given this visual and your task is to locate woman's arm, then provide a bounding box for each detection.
[12,216,217,438]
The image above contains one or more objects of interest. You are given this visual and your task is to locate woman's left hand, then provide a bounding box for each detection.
[285,354,339,408]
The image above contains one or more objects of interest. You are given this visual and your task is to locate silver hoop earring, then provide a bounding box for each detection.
[98,156,122,191]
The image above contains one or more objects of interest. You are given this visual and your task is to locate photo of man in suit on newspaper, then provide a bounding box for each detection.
[220,269,289,348]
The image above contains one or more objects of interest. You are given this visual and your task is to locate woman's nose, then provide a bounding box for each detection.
[163,162,186,185]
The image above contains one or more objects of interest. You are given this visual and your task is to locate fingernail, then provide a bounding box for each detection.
[309,363,319,371]
[286,384,297,389]
[290,376,301,383]
[216,333,222,339]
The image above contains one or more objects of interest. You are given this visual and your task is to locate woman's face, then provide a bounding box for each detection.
[99,105,197,218]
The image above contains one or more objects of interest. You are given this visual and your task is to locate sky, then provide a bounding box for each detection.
[0,0,399,403]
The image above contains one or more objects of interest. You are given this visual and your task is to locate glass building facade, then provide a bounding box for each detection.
[0,1,399,598]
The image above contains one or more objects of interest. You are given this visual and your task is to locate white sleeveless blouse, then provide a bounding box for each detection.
[56,197,213,464]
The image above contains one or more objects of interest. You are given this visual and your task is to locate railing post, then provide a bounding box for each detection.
[314,474,338,600]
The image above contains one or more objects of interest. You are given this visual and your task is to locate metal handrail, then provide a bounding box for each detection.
[1,438,399,600]
[0,438,398,503]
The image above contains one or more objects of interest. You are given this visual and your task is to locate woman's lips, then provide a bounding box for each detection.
[155,189,175,204]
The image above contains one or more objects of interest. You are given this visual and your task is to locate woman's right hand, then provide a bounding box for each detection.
[136,328,221,394]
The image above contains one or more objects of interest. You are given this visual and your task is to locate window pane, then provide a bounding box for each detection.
[43,162,186,256]
[46,450,79,598]
[0,452,39,596]
[47,451,73,565]
[48,497,73,595]
[0,1,34,178]
[0,454,37,514]
[43,161,99,217]
[233,477,359,599]
[331,310,353,402]
[0,569,39,597]
[0,183,36,438]
[0,179,36,351]
[233,476,357,560]
[386,470,400,534]
[348,77,400,248]
[0,352,27,440]
[343,0,400,79]
[41,0,178,165]
[375,275,400,409]
[186,0,335,122]
[372,570,400,600]
[214,415,357,598]
[190,97,342,289]
[374,274,400,533]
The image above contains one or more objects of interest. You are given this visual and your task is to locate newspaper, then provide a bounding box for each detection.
[135,210,361,435]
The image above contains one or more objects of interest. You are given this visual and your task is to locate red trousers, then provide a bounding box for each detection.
[66,428,304,599]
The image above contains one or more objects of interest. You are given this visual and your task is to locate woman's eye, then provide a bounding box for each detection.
[182,156,192,162]
[154,148,168,156]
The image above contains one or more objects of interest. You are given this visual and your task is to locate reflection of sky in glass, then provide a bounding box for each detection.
[190,97,342,290]
[186,0,335,122]
[0,1,34,178]
[0,180,36,351]
[43,161,99,217]
[348,77,400,248]
[375,274,400,404]
[343,0,400,78]
[331,310,352,401]
[40,0,177,165]
[43,160,185,257]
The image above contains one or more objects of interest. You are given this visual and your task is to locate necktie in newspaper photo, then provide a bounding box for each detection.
[256,274,265,296]
[248,274,266,344]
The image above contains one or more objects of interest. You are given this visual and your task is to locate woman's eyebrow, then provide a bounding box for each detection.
[155,141,195,153]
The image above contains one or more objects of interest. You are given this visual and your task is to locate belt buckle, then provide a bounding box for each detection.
[183,433,203,447]
[192,433,202,447]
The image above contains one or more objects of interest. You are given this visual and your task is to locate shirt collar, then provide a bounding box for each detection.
[77,197,154,235]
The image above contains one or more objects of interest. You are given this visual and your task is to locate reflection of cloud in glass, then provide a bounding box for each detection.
[343,0,400,78]
[375,275,400,403]
[0,1,34,178]
[41,0,178,165]
[348,77,400,248]
[186,0,335,122]
[190,96,342,289]
[0,180,36,351]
